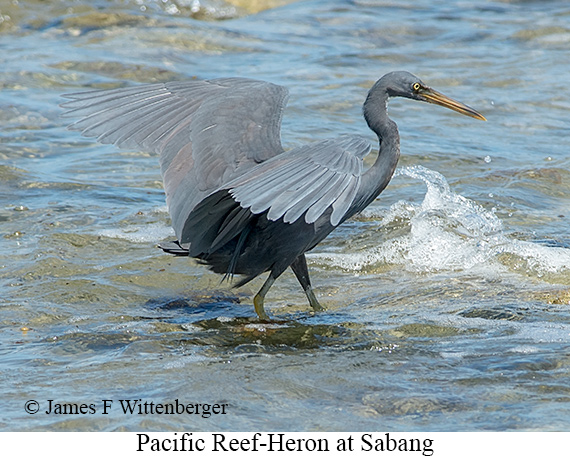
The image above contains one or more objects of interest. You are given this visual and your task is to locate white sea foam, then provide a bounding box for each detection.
[99,223,174,243]
[312,165,570,277]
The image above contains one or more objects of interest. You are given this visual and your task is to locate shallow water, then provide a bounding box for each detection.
[1,0,570,431]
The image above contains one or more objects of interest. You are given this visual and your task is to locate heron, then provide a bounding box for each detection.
[61,71,485,319]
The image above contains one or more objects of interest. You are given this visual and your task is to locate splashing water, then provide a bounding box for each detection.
[313,165,570,279]
[381,165,506,271]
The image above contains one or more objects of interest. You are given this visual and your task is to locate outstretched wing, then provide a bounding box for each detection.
[181,135,371,254]
[229,135,370,226]
[61,78,289,239]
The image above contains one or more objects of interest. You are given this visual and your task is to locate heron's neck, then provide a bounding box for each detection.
[358,94,401,210]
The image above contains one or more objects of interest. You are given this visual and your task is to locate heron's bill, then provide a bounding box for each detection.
[420,87,486,121]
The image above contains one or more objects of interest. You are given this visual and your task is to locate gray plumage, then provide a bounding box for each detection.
[61,71,485,319]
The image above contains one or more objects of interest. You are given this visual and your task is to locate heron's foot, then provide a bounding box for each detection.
[253,293,269,320]
[253,274,276,320]
[311,301,327,312]
[306,287,326,312]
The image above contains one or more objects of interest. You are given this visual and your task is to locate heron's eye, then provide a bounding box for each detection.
[412,82,421,92]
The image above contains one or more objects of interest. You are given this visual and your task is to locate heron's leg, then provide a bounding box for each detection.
[290,254,326,312]
[253,274,275,320]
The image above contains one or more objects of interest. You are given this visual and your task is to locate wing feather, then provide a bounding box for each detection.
[62,78,289,242]
[304,173,353,224]
[330,176,361,225]
[246,164,321,215]
[229,159,316,203]
[267,168,329,221]
[280,173,338,223]
[225,134,371,227]
[210,205,253,253]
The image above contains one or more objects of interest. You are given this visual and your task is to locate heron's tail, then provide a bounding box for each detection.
[158,240,190,256]
[158,238,258,289]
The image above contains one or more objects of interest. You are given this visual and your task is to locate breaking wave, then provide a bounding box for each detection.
[312,165,570,280]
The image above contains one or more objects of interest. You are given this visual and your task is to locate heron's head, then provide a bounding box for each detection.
[378,71,486,121]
